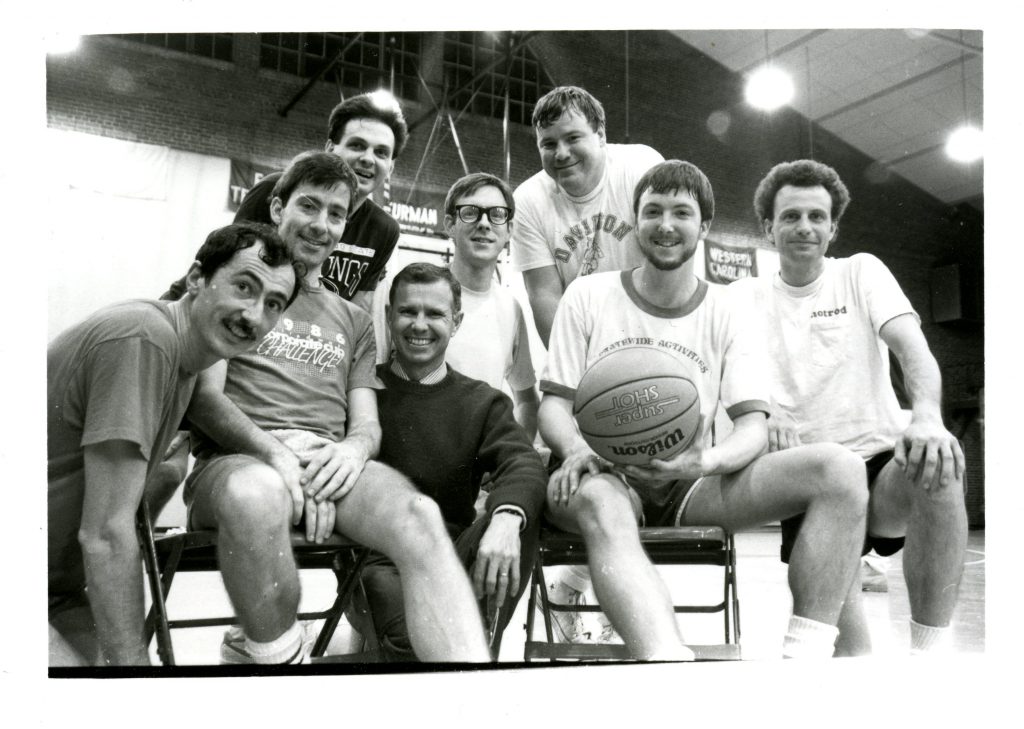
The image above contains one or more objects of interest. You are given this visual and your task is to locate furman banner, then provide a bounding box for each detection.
[377,181,447,238]
[704,239,758,283]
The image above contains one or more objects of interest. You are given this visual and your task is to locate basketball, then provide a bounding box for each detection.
[573,346,701,466]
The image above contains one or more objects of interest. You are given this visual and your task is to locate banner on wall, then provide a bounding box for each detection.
[704,239,759,283]
[228,160,277,211]
[376,181,448,238]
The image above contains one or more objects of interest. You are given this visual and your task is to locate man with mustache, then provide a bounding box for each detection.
[48,222,301,666]
[185,152,490,664]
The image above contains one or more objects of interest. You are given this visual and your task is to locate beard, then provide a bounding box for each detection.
[640,240,697,271]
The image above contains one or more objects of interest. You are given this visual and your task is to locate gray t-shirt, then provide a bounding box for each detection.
[48,300,196,596]
[196,285,381,453]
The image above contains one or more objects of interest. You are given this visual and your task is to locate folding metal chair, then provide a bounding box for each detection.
[136,500,369,666]
[524,525,741,661]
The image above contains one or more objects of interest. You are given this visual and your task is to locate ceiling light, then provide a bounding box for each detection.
[45,33,81,55]
[945,125,983,163]
[368,89,400,111]
[745,66,794,111]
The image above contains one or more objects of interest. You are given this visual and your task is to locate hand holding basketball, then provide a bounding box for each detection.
[621,415,707,483]
[573,347,701,467]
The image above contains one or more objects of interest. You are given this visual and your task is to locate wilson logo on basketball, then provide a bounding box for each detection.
[610,427,688,458]
[594,386,681,427]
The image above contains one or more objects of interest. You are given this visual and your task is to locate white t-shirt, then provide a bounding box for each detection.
[731,254,916,458]
[446,284,536,393]
[541,270,770,452]
[512,144,664,286]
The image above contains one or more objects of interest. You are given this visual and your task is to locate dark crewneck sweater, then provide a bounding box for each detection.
[376,364,546,533]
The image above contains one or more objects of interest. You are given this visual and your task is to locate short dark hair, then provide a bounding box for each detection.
[632,160,715,223]
[443,172,515,218]
[532,85,605,133]
[271,151,358,209]
[195,222,305,307]
[388,262,462,315]
[327,92,409,159]
[753,159,851,223]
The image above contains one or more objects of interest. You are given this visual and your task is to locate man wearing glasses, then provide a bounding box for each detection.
[443,173,539,439]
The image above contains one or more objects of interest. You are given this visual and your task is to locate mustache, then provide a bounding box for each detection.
[227,316,257,340]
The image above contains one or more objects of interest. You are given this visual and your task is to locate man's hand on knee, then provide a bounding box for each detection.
[303,495,336,544]
[768,412,802,452]
[266,448,304,525]
[300,441,368,503]
[894,418,965,491]
[549,446,608,507]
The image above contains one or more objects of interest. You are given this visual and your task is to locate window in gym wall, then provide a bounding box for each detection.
[442,32,554,126]
[259,32,422,101]
[115,33,234,62]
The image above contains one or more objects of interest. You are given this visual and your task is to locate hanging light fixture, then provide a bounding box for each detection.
[945,32,983,163]
[745,31,794,111]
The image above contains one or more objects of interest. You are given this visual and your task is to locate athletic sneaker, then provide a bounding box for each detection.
[542,579,590,643]
[219,622,316,665]
[861,556,889,593]
[594,613,624,645]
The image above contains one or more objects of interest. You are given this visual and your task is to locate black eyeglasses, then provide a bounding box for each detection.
[453,205,512,225]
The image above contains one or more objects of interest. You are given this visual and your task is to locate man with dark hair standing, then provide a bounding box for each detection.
[512,85,663,346]
[234,91,408,310]
[48,222,300,666]
[362,262,547,660]
[733,159,968,655]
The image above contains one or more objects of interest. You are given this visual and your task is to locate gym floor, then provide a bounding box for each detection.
[146,515,986,665]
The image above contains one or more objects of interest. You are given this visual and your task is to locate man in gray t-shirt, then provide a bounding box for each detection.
[48,223,300,667]
[185,153,491,664]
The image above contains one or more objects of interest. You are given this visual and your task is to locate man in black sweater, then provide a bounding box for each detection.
[367,262,548,660]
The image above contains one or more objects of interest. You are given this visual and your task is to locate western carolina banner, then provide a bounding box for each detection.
[704,239,758,283]
[228,160,277,212]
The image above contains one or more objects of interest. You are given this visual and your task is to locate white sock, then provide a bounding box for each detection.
[782,615,839,659]
[910,619,952,655]
[244,622,304,664]
[561,565,592,593]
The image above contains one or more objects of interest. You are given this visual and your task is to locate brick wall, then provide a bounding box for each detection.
[47,30,985,524]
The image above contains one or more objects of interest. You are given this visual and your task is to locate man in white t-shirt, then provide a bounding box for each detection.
[732,159,967,655]
[444,172,538,439]
[539,160,869,660]
[512,86,662,641]
[512,85,663,346]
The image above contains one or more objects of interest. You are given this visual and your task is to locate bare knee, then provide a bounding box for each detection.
[907,473,967,512]
[214,463,291,534]
[572,476,637,543]
[806,444,869,512]
[386,494,449,553]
